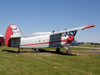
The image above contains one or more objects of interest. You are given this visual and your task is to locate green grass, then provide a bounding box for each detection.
[78,44,100,48]
[44,46,97,51]
[68,47,97,50]
[0,46,100,75]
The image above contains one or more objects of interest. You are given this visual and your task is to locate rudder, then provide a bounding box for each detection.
[5,24,23,47]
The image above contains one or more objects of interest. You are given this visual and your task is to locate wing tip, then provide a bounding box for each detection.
[84,25,95,29]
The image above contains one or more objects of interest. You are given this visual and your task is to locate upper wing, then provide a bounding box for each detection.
[31,32,52,36]
[50,25,95,35]
[31,25,95,36]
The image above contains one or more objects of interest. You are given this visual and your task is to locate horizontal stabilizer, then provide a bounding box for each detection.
[11,35,23,38]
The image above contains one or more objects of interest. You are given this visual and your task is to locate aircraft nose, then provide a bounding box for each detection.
[67,35,73,44]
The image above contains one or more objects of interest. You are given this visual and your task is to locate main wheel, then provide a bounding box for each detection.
[66,49,71,54]
[56,47,60,53]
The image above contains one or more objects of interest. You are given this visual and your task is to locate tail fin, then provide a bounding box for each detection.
[5,24,23,47]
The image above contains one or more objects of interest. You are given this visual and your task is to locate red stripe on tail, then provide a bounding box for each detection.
[5,24,14,47]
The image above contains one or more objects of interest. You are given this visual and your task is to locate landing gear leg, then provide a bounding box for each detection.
[64,46,71,54]
[56,47,60,53]
[18,48,20,53]
[36,49,39,51]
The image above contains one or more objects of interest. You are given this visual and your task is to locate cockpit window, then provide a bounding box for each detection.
[62,33,67,37]
[68,32,73,36]
[62,32,73,37]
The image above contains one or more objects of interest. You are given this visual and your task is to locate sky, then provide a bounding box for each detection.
[0,0,100,43]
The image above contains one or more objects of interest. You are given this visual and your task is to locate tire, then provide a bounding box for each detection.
[67,49,71,54]
[56,48,60,53]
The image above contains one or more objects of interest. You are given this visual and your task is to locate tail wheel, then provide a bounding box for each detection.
[18,48,20,53]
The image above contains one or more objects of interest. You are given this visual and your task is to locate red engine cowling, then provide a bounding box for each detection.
[67,35,74,44]
[0,37,4,46]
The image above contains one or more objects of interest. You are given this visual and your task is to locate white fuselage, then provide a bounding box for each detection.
[11,34,69,48]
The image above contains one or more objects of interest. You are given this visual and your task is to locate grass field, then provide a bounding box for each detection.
[78,44,100,48]
[0,45,100,75]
